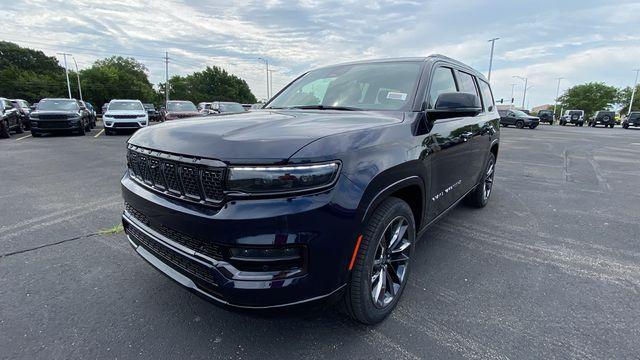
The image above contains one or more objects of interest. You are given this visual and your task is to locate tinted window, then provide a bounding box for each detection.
[429,67,457,107]
[477,80,495,111]
[38,99,78,111]
[219,103,245,113]
[108,101,143,111]
[266,62,422,111]
[457,71,478,96]
[167,101,197,112]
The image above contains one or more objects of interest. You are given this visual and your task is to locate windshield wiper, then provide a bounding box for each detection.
[285,105,362,111]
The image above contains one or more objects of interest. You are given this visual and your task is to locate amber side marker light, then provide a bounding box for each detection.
[348,235,364,270]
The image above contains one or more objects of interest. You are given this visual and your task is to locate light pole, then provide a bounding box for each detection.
[628,69,640,116]
[553,77,564,117]
[487,37,500,82]
[165,52,170,104]
[513,75,528,109]
[71,55,82,101]
[510,83,517,109]
[57,52,72,99]
[258,57,270,99]
[268,69,274,98]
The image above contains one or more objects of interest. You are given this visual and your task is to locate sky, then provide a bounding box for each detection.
[3,0,640,107]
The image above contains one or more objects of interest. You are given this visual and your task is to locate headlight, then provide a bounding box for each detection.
[227,162,340,194]
[103,114,112,118]
[29,114,38,119]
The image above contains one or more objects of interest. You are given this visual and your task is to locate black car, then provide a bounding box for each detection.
[623,112,640,129]
[0,97,23,138]
[498,109,540,129]
[537,109,554,125]
[121,56,500,324]
[29,98,92,137]
[208,101,247,114]
[79,101,97,129]
[589,111,616,128]
[143,103,159,121]
[10,99,32,130]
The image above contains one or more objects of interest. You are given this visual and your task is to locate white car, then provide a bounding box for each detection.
[103,99,148,135]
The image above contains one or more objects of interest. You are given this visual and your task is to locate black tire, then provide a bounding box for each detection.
[561,121,566,126]
[343,197,415,325]
[15,122,24,134]
[77,122,86,136]
[579,122,584,127]
[609,124,614,128]
[104,128,112,136]
[529,124,537,129]
[515,120,524,129]
[31,130,41,137]
[0,120,10,138]
[464,152,496,208]
[623,124,629,129]
[549,120,554,125]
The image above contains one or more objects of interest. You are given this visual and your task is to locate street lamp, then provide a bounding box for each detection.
[71,55,83,101]
[513,75,528,109]
[628,69,640,116]
[57,52,72,99]
[553,77,564,117]
[258,57,270,99]
[509,83,517,109]
[487,37,500,82]
[268,69,274,98]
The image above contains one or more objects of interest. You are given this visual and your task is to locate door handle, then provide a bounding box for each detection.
[460,132,474,141]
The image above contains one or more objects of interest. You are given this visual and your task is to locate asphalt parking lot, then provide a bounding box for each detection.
[1,124,640,359]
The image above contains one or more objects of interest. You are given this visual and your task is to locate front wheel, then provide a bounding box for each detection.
[0,120,10,138]
[515,120,524,129]
[343,197,415,325]
[529,124,537,129]
[623,124,629,129]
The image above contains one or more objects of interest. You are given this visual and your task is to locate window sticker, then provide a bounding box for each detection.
[387,92,407,101]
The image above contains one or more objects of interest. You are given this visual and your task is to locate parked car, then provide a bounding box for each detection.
[143,103,159,121]
[103,99,148,135]
[121,55,500,324]
[559,110,584,126]
[498,109,539,129]
[622,112,640,129]
[537,109,554,125]
[29,98,91,137]
[1,97,23,138]
[588,110,615,128]
[79,101,96,129]
[197,102,213,113]
[208,101,246,114]
[161,100,199,121]
[241,103,252,111]
[10,99,32,130]
[101,103,109,115]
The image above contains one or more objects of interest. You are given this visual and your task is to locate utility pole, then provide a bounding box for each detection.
[57,52,72,99]
[553,77,564,117]
[165,52,169,105]
[258,57,269,99]
[487,37,500,82]
[71,55,82,101]
[628,69,640,116]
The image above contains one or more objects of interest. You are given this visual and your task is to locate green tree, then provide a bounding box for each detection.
[0,41,67,102]
[617,85,640,114]
[79,56,157,108]
[161,66,257,104]
[558,82,619,118]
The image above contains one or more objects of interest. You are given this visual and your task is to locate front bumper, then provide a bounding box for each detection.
[121,172,361,308]
[30,119,82,131]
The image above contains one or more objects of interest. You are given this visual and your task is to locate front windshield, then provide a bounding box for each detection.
[143,103,155,110]
[512,110,528,117]
[266,62,422,111]
[167,101,197,112]
[219,103,245,113]
[38,99,78,111]
[109,101,143,111]
[17,100,29,108]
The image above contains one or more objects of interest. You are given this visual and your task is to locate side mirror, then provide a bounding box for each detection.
[427,92,482,120]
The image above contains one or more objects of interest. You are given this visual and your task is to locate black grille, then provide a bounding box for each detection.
[112,114,140,119]
[38,121,70,129]
[38,114,68,120]
[114,122,140,128]
[127,225,219,285]
[126,147,226,205]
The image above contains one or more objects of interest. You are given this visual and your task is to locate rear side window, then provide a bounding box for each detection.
[477,80,495,111]
[429,67,457,107]
[457,71,478,96]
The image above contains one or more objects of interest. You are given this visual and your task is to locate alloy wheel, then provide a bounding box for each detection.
[483,159,495,201]
[370,216,411,309]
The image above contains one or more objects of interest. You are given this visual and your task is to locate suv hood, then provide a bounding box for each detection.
[105,110,146,115]
[128,109,403,161]
[33,110,80,116]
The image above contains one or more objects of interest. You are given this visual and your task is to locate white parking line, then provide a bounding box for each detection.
[16,134,32,141]
[94,129,105,138]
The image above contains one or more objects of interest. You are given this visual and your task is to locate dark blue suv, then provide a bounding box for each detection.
[121,55,500,324]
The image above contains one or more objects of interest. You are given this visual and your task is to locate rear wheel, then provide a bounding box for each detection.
[464,153,496,208]
[15,122,24,134]
[529,124,537,129]
[623,124,629,129]
[343,197,415,325]
[515,120,524,129]
[77,122,86,136]
[0,120,10,138]
[31,130,41,137]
